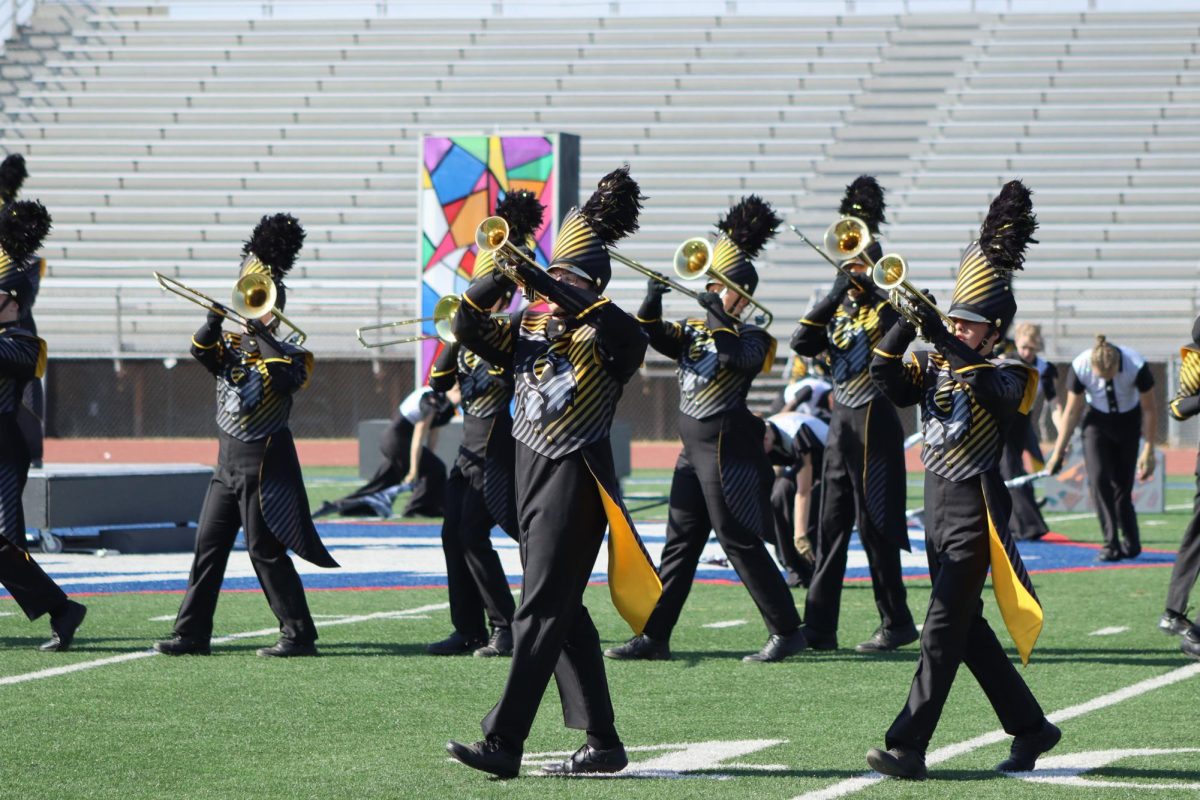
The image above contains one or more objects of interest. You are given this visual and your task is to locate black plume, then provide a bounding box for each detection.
[717,194,781,258]
[839,175,887,233]
[580,165,645,245]
[0,154,27,204]
[242,212,306,278]
[980,180,1038,274]
[0,200,51,263]
[496,189,545,244]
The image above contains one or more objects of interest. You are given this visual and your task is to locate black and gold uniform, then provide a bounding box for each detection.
[610,195,803,662]
[867,181,1055,776]
[1165,321,1200,652]
[424,190,542,657]
[447,167,660,778]
[790,176,914,652]
[0,198,87,651]
[996,339,1054,541]
[158,214,336,658]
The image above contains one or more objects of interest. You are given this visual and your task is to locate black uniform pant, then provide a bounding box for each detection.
[482,445,616,747]
[805,401,912,638]
[1082,408,1141,553]
[442,463,517,641]
[999,418,1049,541]
[1166,464,1200,616]
[886,471,1043,751]
[174,436,317,645]
[0,540,67,621]
[643,414,801,641]
[767,471,817,587]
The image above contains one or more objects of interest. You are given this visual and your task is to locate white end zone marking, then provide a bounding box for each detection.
[1089,626,1129,636]
[793,662,1200,799]
[1013,748,1200,789]
[0,601,449,687]
[521,739,789,779]
[702,620,748,629]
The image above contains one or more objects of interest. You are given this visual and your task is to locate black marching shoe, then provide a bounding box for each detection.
[40,600,87,652]
[542,743,629,776]
[800,626,838,651]
[604,634,671,661]
[153,635,212,656]
[446,737,521,779]
[474,628,513,658]
[1159,610,1193,636]
[996,720,1062,772]
[256,639,318,658]
[426,631,486,656]
[1181,626,1200,660]
[855,623,919,654]
[1097,547,1122,562]
[1121,539,1142,560]
[743,628,808,662]
[866,747,927,780]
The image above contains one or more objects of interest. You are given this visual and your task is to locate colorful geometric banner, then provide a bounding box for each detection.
[417,133,578,382]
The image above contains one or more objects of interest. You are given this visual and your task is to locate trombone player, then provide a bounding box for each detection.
[423,190,543,658]
[154,213,338,658]
[790,176,917,654]
[606,195,808,663]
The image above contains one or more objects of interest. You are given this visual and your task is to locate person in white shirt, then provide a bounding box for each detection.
[1046,335,1156,560]
[763,412,828,587]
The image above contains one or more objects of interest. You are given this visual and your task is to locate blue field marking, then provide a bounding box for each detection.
[0,521,1178,599]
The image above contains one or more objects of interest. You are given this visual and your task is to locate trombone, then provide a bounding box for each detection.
[154,271,306,345]
[355,295,460,349]
[871,254,954,338]
[787,216,876,290]
[670,237,773,327]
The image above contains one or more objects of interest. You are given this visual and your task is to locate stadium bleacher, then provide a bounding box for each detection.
[0,1,1196,373]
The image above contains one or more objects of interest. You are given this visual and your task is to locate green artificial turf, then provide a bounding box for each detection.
[3,471,1199,798]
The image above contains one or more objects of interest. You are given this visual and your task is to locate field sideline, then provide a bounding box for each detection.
[2,471,1199,798]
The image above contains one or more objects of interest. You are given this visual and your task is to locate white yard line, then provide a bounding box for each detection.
[793,662,1200,800]
[1088,626,1130,637]
[702,620,748,629]
[1047,503,1191,524]
[0,601,449,688]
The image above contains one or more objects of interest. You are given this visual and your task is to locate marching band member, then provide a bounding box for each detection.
[867,180,1059,779]
[790,176,917,653]
[154,214,338,658]
[423,190,542,658]
[446,167,660,778]
[0,199,87,652]
[764,410,829,588]
[606,195,807,663]
[314,383,455,519]
[1162,317,1200,653]
[998,322,1059,541]
[1045,335,1156,561]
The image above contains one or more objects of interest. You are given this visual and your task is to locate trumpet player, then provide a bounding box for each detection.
[606,195,807,663]
[423,190,543,658]
[866,180,1058,780]
[0,199,88,652]
[154,214,338,658]
[446,167,660,778]
[790,176,917,654]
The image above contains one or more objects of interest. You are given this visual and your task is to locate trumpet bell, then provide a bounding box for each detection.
[231,271,277,318]
[476,216,510,252]
[872,254,907,290]
[672,237,713,281]
[823,216,871,262]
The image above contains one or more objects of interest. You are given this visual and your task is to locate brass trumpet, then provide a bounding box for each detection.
[871,254,954,337]
[671,237,773,327]
[356,295,460,349]
[610,246,706,302]
[476,216,543,278]
[154,271,306,345]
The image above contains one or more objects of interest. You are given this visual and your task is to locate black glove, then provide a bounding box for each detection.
[912,293,949,343]
[205,304,226,329]
[827,270,853,301]
[646,273,671,298]
[698,291,725,316]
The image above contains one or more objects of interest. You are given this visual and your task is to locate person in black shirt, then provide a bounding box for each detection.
[0,198,87,652]
[1163,318,1200,651]
[154,214,337,658]
[446,167,660,779]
